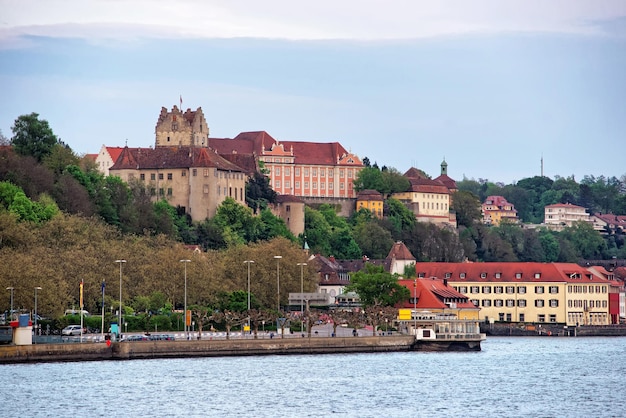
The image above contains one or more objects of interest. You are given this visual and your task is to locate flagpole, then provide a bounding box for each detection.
[80,279,84,343]
[101,280,106,341]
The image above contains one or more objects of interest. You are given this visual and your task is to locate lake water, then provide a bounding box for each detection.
[2,336,625,418]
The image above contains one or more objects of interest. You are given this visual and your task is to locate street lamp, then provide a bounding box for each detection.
[274,256,282,311]
[115,260,126,336]
[34,286,42,332]
[180,259,191,339]
[297,263,307,314]
[6,287,14,321]
[413,278,417,336]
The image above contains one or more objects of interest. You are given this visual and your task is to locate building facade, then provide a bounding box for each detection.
[414,262,611,326]
[355,189,384,219]
[208,132,364,199]
[482,196,518,225]
[544,203,590,230]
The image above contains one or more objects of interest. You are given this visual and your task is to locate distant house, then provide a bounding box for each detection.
[482,195,518,226]
[544,203,590,230]
[355,189,384,219]
[590,213,626,234]
[392,167,455,226]
[95,145,125,177]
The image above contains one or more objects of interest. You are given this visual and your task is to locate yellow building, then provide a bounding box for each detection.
[482,195,518,225]
[414,262,611,326]
[356,189,384,218]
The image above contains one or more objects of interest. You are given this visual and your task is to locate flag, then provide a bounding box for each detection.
[101,280,105,295]
[180,95,183,108]
[79,280,84,309]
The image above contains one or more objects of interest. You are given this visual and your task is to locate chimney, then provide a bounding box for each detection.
[443,279,448,287]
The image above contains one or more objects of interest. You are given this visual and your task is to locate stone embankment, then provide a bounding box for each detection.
[481,323,626,337]
[0,336,416,364]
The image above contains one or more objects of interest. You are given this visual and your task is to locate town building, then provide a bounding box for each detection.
[590,212,626,234]
[392,167,456,226]
[543,202,590,230]
[109,146,247,221]
[95,146,125,177]
[208,132,364,199]
[482,195,518,225]
[398,277,480,320]
[355,189,384,219]
[414,262,612,326]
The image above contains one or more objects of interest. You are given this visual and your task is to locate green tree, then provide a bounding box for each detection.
[385,198,415,236]
[246,171,277,214]
[451,190,482,228]
[11,113,59,162]
[346,263,410,307]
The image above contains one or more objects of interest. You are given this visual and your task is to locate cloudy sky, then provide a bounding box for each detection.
[1,0,625,184]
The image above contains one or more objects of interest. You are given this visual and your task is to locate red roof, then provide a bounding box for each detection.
[434,174,457,190]
[106,146,125,163]
[110,146,245,172]
[545,203,585,209]
[415,262,610,284]
[398,278,477,310]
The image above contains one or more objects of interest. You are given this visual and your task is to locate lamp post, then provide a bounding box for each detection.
[297,262,307,336]
[6,287,14,322]
[115,260,126,337]
[180,259,191,339]
[274,256,282,311]
[413,278,417,335]
[244,260,254,333]
[34,286,42,333]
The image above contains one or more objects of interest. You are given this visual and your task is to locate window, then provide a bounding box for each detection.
[304,168,309,176]
[150,187,156,196]
[285,181,290,188]
[534,273,541,279]
[494,299,503,307]
[167,173,173,180]
[328,169,333,177]
[329,183,334,190]
[482,300,491,307]
[458,286,468,293]
[517,299,526,307]
[460,273,466,279]
[471,299,479,307]
[275,180,281,188]
[312,168,317,176]
[538,314,546,322]
[159,173,164,180]
[151,173,156,181]
[140,173,145,180]
[182,171,186,177]
[495,273,501,279]
[340,169,344,178]
[285,168,290,176]
[519,313,525,322]
[549,286,559,294]
[275,167,281,175]
[295,168,300,176]
[506,286,515,294]
[418,273,425,278]
[192,169,197,176]
[304,181,309,188]
[295,181,300,188]
[203,169,209,177]
[549,299,559,308]
[167,188,172,196]
[506,299,515,307]
[445,273,451,279]
[158,188,164,196]
[535,299,545,307]
[482,286,491,294]
[506,313,512,322]
[320,169,325,177]
[535,286,544,294]
[480,273,487,279]
[549,314,557,322]
[495,286,503,294]
[518,286,526,294]
[470,286,480,293]
[313,182,317,189]
[499,313,505,321]
[515,273,522,279]
[203,185,209,194]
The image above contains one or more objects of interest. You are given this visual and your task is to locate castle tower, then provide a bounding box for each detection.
[155,106,210,148]
[441,158,448,176]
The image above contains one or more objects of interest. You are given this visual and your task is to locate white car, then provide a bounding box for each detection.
[62,325,85,336]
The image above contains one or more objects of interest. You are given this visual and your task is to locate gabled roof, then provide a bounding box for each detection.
[404,167,428,179]
[434,174,457,191]
[398,277,477,310]
[356,189,383,201]
[407,177,449,194]
[110,146,245,172]
[545,202,586,210]
[593,213,626,228]
[386,241,415,262]
[106,146,125,163]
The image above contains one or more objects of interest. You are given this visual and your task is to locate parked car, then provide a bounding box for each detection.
[61,325,86,336]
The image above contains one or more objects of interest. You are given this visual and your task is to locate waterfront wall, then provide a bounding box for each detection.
[0,336,419,364]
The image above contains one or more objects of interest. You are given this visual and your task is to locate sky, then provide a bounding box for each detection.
[1,0,625,185]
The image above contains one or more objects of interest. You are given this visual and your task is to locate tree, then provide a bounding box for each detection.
[11,113,58,162]
[451,190,482,228]
[346,263,410,307]
[246,171,277,214]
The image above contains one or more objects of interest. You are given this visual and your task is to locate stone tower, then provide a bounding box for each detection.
[155,106,209,148]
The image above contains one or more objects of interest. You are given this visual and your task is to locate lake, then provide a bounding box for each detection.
[2,336,624,417]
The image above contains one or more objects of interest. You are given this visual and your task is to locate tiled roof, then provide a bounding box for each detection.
[545,202,585,209]
[356,189,383,201]
[386,241,416,262]
[407,177,449,194]
[483,195,512,207]
[110,146,245,172]
[434,174,457,190]
[415,262,610,284]
[398,278,477,310]
[593,213,626,227]
[403,167,428,179]
[275,194,304,203]
[106,146,125,163]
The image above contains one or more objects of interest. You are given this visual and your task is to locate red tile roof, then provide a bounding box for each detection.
[106,147,125,163]
[434,174,457,190]
[398,277,477,310]
[110,146,245,172]
[415,262,610,284]
[386,241,416,262]
[407,177,449,194]
[356,189,383,201]
[545,202,585,209]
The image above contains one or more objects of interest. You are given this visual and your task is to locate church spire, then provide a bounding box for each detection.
[441,157,448,176]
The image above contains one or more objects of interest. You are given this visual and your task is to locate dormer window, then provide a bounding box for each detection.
[445,273,451,279]
[480,273,487,279]
[495,273,501,279]
[534,273,541,279]
[515,273,522,279]
[460,273,466,279]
